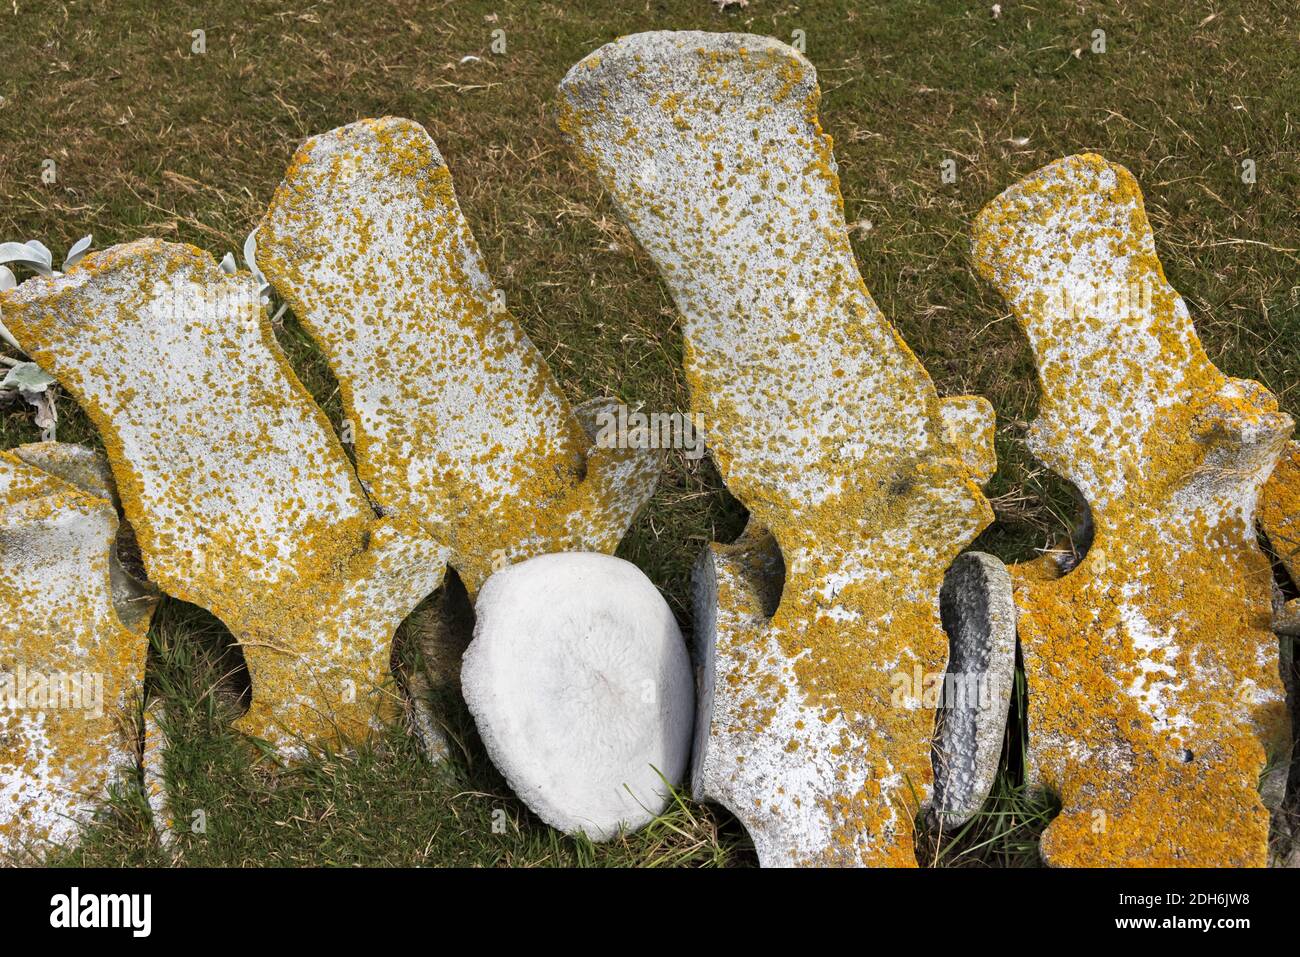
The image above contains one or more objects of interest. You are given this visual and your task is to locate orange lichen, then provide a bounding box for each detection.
[976,154,1292,866]
[257,117,660,594]
[1261,441,1300,585]
[561,32,995,866]
[0,241,448,756]
[0,447,157,859]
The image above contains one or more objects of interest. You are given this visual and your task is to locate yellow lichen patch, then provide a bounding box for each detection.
[0,241,450,757]
[1261,440,1300,585]
[257,118,661,594]
[974,154,1293,866]
[560,32,995,866]
[1262,441,1300,636]
[0,447,157,862]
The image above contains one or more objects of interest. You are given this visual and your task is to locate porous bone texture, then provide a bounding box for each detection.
[462,552,694,840]
[931,552,1016,829]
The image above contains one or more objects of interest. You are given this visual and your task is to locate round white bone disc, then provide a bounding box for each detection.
[462,552,695,840]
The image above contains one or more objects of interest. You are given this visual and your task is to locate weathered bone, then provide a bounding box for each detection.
[973,153,1293,866]
[462,552,694,840]
[1262,442,1300,857]
[141,700,173,850]
[0,444,157,861]
[10,442,118,508]
[561,31,998,865]
[1,241,450,757]
[1262,441,1300,634]
[931,552,1017,830]
[256,117,661,596]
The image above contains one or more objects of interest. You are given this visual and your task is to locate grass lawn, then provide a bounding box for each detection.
[1,0,1296,866]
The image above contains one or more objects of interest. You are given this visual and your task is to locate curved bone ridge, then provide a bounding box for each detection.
[561,31,996,865]
[0,445,157,861]
[1,241,449,757]
[974,154,1293,866]
[257,118,661,595]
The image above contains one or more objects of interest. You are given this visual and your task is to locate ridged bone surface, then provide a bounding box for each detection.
[0,445,157,861]
[257,118,661,595]
[0,241,449,757]
[561,31,997,866]
[931,552,1017,830]
[974,153,1293,866]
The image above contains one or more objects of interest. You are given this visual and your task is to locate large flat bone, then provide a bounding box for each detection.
[561,31,997,866]
[1,241,449,757]
[257,117,661,595]
[9,441,155,634]
[0,446,157,861]
[974,153,1293,866]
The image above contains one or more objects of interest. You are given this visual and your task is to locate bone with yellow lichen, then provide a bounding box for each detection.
[1,444,157,862]
[974,153,1293,866]
[0,241,450,759]
[1261,441,1300,636]
[255,117,662,598]
[1261,442,1300,863]
[561,31,1000,866]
